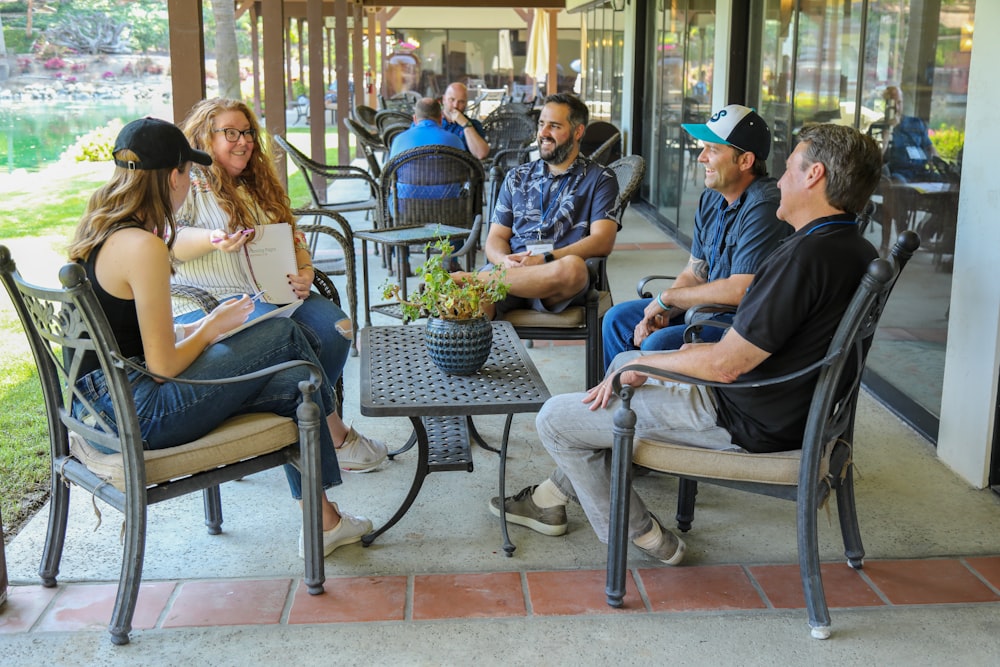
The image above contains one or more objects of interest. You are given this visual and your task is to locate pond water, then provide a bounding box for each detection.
[0,97,169,173]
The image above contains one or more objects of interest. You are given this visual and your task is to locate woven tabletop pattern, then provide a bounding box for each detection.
[360,321,550,417]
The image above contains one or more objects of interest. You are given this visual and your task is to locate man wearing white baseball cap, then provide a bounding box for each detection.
[601,104,790,372]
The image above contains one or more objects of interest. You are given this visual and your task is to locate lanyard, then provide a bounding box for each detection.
[541,175,571,226]
[806,220,856,235]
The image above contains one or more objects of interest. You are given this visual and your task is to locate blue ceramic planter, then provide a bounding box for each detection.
[423,316,493,375]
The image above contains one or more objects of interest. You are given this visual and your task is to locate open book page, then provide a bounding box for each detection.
[241,222,298,304]
[212,299,302,343]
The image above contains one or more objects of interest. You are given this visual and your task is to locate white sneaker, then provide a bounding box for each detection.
[299,505,374,558]
[336,427,388,472]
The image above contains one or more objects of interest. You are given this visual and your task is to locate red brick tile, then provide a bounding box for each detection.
[526,569,645,615]
[749,563,884,609]
[864,559,1000,605]
[965,556,1000,591]
[287,576,407,624]
[412,572,525,620]
[0,585,59,634]
[161,579,290,628]
[640,565,767,612]
[34,581,174,632]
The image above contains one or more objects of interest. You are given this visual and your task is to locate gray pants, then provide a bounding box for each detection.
[537,350,740,543]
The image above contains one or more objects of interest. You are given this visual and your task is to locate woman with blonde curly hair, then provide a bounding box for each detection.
[170,97,387,472]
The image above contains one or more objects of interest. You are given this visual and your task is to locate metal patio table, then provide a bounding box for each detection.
[359,321,550,555]
[354,223,473,326]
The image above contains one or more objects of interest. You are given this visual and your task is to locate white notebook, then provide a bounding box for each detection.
[241,222,298,305]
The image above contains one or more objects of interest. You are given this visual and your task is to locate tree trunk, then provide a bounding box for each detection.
[0,14,8,82]
[211,0,241,99]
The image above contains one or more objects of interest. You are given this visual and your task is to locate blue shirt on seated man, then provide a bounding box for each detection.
[387,97,465,158]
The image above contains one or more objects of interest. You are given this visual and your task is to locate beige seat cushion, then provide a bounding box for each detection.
[69,413,300,491]
[500,290,613,328]
[632,438,831,486]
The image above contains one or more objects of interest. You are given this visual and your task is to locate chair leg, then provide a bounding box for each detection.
[606,394,637,608]
[39,471,71,587]
[202,486,223,535]
[836,465,865,569]
[108,494,148,645]
[675,478,697,532]
[798,488,832,640]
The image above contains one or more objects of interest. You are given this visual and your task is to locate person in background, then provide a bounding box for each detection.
[441,82,491,160]
[170,97,387,473]
[387,97,465,157]
[67,117,373,558]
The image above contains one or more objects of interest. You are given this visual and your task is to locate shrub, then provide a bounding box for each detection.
[61,119,124,163]
[930,125,965,162]
[44,56,66,70]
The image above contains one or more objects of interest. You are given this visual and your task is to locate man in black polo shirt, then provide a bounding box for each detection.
[490,124,882,565]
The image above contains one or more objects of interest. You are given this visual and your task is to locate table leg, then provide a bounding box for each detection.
[388,428,417,458]
[468,416,498,453]
[362,416,430,547]
[361,239,373,328]
[499,413,516,557]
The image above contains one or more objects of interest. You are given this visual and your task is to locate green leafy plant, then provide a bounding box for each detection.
[382,238,509,321]
[930,125,965,162]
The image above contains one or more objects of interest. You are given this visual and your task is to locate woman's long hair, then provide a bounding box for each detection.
[179,97,295,232]
[68,149,177,262]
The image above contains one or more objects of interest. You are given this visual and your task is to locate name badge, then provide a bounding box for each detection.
[526,242,554,255]
[906,146,927,161]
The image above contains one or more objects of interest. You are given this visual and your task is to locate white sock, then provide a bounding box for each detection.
[632,518,662,549]
[531,478,568,508]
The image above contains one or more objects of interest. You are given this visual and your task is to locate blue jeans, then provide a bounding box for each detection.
[73,318,342,499]
[175,293,352,386]
[537,351,739,543]
[602,298,731,373]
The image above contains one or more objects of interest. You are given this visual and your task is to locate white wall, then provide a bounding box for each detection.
[937,2,1000,487]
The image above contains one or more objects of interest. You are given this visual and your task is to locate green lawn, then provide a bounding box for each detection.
[0,128,347,541]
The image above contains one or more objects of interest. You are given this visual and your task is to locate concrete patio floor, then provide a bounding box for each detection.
[2,205,1000,665]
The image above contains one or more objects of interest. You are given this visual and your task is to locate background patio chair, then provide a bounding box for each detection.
[343,116,387,180]
[0,246,329,645]
[495,155,646,388]
[605,231,921,640]
[273,133,378,222]
[581,121,622,166]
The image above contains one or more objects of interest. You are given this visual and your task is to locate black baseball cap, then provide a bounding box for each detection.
[113,117,212,171]
[682,104,771,161]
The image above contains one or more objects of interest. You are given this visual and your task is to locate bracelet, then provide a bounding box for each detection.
[655,294,669,311]
[298,263,314,272]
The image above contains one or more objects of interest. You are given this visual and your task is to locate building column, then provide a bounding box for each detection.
[937,2,999,487]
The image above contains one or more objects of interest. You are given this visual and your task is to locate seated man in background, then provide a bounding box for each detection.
[602,104,789,372]
[882,85,939,182]
[387,97,465,157]
[441,82,490,160]
[454,93,619,320]
[491,124,882,565]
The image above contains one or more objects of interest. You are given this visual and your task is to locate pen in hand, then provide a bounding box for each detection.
[211,229,255,244]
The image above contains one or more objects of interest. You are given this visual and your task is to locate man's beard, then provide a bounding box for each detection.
[540,136,575,165]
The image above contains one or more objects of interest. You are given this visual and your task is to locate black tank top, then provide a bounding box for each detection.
[77,238,145,378]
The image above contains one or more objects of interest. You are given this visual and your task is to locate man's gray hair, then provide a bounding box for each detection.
[795,124,882,215]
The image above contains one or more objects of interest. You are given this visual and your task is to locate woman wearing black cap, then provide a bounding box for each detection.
[67,117,373,558]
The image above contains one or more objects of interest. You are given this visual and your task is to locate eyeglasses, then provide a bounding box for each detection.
[213,127,256,143]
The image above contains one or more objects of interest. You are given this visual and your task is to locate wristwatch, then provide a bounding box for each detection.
[460,121,471,129]
[543,251,555,263]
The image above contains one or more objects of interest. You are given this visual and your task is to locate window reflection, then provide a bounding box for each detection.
[748,0,975,430]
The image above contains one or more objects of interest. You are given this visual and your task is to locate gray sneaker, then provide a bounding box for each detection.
[489,485,568,536]
[634,514,686,565]
[336,427,388,472]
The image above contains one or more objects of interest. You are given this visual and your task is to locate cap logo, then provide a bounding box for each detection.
[710,109,727,123]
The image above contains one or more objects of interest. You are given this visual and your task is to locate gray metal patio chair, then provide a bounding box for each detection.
[0,246,328,646]
[605,231,921,640]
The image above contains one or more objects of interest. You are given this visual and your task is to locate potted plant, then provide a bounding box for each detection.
[382,238,509,375]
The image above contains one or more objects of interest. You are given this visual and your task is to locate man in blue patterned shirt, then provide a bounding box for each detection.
[456,93,619,319]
